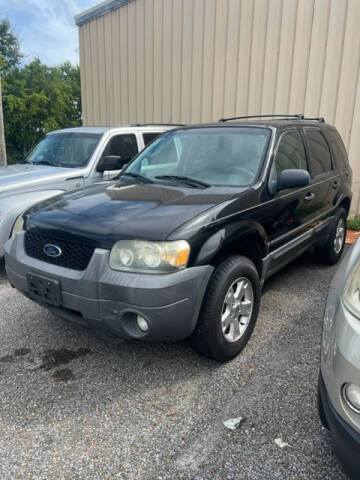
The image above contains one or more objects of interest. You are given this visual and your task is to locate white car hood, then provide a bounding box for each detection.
[0,164,83,196]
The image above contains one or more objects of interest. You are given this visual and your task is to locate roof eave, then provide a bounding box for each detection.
[75,0,134,27]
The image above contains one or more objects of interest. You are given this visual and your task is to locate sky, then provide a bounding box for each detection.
[0,0,97,66]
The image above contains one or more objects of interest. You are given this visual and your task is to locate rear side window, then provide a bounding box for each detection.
[326,129,349,169]
[305,130,332,176]
[103,134,138,162]
[275,131,307,175]
[143,132,161,146]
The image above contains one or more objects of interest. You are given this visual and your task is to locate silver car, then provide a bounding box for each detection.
[319,239,360,479]
[0,124,175,258]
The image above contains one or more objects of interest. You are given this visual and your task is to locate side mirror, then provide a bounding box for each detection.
[277,169,310,191]
[97,155,127,172]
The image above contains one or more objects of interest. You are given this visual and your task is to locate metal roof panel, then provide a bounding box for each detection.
[75,0,134,26]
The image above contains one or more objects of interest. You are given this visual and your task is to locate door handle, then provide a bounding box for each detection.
[305,192,315,201]
[332,180,340,189]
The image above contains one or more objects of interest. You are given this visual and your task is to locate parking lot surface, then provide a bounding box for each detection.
[0,251,348,480]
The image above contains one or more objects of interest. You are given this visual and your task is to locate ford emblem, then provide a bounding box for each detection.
[43,244,62,258]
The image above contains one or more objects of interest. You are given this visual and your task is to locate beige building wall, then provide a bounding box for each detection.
[78,0,360,215]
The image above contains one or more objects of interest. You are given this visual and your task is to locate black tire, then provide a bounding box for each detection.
[190,255,261,362]
[316,207,347,265]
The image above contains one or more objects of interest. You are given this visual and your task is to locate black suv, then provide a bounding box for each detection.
[5,115,352,361]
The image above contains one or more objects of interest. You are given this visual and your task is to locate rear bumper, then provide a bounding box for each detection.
[318,372,360,480]
[5,233,213,341]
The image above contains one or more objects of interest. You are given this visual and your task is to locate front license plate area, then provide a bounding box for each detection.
[27,273,62,307]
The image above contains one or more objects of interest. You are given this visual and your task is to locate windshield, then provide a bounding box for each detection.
[124,127,271,187]
[25,132,102,168]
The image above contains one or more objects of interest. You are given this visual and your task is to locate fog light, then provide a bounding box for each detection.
[343,383,360,413]
[136,314,149,332]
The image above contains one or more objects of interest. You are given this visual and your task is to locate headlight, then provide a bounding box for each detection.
[343,261,360,318]
[11,215,24,239]
[109,240,190,273]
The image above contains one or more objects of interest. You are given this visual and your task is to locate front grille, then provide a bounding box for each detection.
[24,231,95,271]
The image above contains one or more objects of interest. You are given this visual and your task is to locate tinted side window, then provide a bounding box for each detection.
[103,134,138,162]
[143,132,161,146]
[326,129,348,169]
[305,130,332,176]
[275,131,307,175]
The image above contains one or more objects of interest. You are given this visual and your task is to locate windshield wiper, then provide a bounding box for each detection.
[118,172,154,183]
[155,175,210,189]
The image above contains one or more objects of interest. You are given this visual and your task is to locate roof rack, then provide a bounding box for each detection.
[218,114,326,123]
[130,123,185,127]
[218,114,305,122]
[301,116,326,123]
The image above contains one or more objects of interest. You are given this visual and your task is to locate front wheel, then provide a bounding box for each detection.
[316,208,347,265]
[190,255,261,362]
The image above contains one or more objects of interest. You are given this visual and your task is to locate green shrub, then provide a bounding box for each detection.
[348,217,360,231]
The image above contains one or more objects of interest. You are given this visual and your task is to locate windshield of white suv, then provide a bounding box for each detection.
[123,127,271,187]
[25,132,102,168]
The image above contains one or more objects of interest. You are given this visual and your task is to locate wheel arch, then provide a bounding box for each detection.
[193,221,269,278]
[339,197,351,217]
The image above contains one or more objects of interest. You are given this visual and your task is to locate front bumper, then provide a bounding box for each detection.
[318,373,360,480]
[5,232,213,341]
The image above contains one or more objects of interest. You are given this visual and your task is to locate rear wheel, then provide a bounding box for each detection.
[316,208,347,265]
[190,255,260,362]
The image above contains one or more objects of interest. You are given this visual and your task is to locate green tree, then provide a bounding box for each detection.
[3,59,82,161]
[59,61,82,125]
[0,19,22,74]
[0,19,82,163]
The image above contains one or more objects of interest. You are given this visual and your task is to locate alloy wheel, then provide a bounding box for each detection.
[334,217,345,254]
[221,277,254,343]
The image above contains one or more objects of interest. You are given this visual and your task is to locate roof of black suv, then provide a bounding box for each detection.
[176,114,331,130]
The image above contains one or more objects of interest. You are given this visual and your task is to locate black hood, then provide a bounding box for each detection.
[26,181,243,248]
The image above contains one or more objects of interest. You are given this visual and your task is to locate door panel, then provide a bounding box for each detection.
[303,128,338,224]
[266,130,315,252]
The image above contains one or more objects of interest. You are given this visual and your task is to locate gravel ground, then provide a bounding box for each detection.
[0,251,349,480]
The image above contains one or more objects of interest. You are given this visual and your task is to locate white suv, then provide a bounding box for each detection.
[0,124,178,258]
